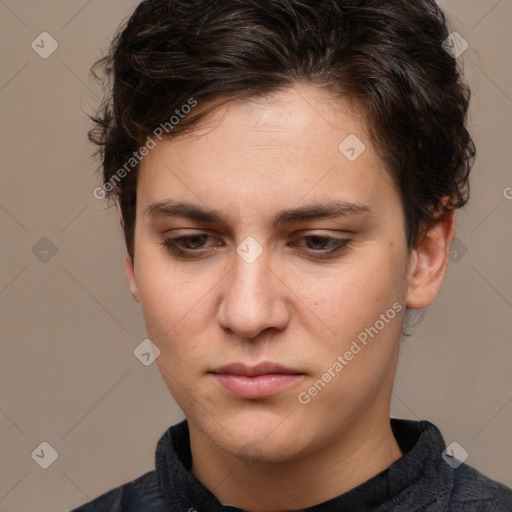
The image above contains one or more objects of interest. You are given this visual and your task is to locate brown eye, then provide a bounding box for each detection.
[162,234,219,258]
[292,235,351,259]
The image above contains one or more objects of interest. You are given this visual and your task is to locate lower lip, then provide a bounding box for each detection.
[213,373,303,399]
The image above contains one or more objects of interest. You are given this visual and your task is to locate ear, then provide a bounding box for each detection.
[406,209,456,310]
[124,254,140,303]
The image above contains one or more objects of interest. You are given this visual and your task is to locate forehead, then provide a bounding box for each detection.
[175,85,370,154]
[136,85,399,223]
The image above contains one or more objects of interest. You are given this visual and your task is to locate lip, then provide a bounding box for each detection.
[212,362,301,376]
[210,362,305,399]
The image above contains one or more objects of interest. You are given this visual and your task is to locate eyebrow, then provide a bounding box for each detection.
[144,199,372,226]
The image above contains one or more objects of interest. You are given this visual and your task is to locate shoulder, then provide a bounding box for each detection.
[448,462,512,511]
[70,470,167,512]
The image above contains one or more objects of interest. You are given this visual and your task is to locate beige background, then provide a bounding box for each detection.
[0,1,511,511]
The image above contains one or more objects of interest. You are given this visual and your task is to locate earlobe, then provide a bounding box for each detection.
[124,254,140,303]
[405,209,456,310]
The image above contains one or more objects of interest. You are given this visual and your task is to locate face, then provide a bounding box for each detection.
[125,85,441,463]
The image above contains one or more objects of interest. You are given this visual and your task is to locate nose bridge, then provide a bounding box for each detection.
[232,249,270,301]
[218,243,288,338]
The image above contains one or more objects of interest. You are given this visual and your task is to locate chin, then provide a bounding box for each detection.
[204,408,312,462]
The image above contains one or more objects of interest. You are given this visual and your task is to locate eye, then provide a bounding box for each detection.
[161,232,351,260]
[161,234,220,258]
[291,234,351,259]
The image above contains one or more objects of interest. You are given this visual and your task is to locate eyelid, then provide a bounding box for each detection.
[291,234,351,255]
[161,231,352,260]
[161,230,351,244]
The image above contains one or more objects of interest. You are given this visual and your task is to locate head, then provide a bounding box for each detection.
[90,0,474,462]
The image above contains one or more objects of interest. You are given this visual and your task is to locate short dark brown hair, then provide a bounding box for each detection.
[90,0,475,264]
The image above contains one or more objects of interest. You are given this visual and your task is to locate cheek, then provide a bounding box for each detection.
[134,240,219,333]
[300,254,406,409]
[303,250,405,337]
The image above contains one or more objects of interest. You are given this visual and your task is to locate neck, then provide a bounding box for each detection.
[189,412,403,511]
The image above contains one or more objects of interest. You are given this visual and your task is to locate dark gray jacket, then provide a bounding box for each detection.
[71,418,512,511]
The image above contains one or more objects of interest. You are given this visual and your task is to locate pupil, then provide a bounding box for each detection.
[310,236,327,249]
[188,235,205,248]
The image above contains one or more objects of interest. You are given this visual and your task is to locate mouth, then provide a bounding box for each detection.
[210,362,305,399]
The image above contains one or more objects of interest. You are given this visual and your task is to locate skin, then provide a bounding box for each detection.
[124,84,455,511]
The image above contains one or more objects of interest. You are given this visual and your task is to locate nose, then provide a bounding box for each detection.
[217,250,290,340]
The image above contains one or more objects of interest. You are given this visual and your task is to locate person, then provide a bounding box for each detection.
[73,0,512,510]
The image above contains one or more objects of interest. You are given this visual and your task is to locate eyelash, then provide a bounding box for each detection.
[161,234,351,260]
